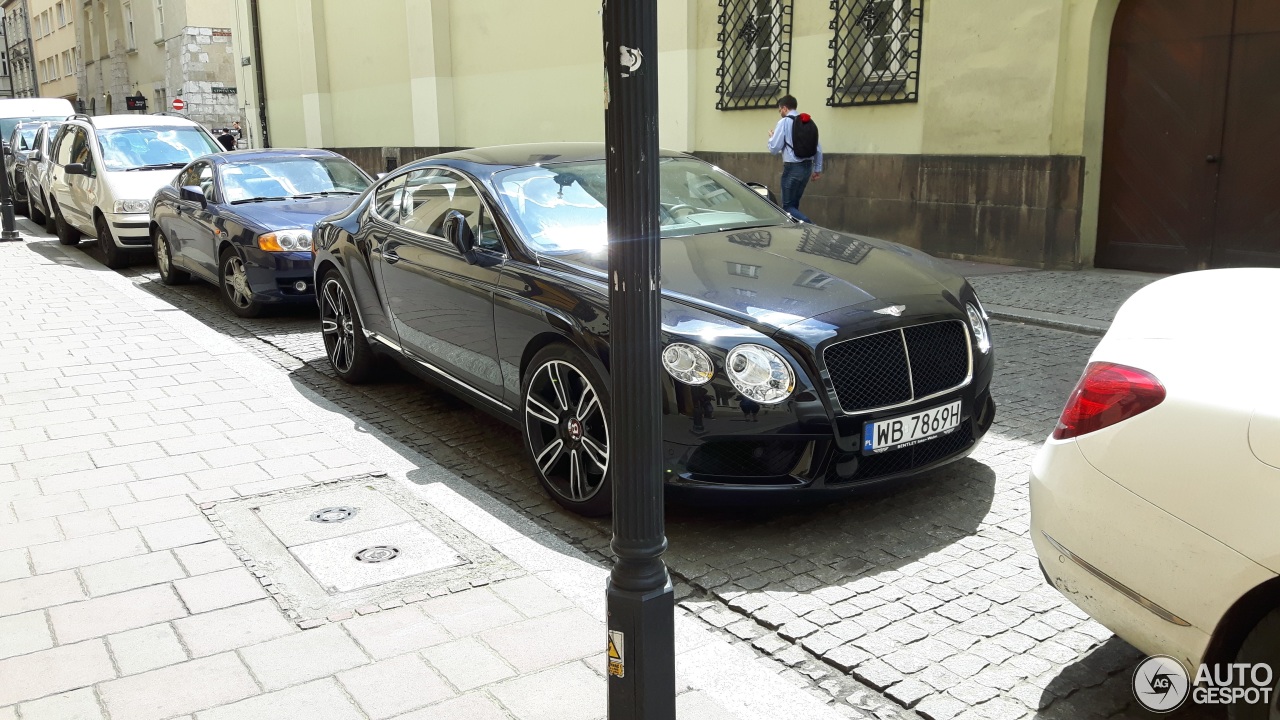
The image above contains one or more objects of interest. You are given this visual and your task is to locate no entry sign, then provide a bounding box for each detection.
[171,98,186,112]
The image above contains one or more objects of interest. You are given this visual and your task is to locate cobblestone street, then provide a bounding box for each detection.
[82,240,1214,720]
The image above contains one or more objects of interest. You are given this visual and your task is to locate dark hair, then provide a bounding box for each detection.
[778,95,797,110]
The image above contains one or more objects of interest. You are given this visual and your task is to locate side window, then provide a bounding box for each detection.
[53,129,74,166]
[401,169,481,239]
[372,174,407,223]
[197,163,215,201]
[176,164,200,189]
[69,129,91,168]
[477,207,503,253]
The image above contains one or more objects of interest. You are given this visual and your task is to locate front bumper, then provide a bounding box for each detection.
[106,212,152,247]
[1029,438,1274,670]
[242,248,315,304]
[661,371,995,494]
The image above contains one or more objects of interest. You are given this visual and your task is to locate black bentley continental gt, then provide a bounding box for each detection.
[312,144,996,516]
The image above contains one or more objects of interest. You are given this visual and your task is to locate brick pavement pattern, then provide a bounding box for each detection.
[1,234,854,720]
[2,229,1217,720]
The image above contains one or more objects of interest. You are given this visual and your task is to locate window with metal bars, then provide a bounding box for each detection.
[715,0,793,111]
[827,0,923,106]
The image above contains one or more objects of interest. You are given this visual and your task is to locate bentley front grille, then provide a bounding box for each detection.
[823,320,970,413]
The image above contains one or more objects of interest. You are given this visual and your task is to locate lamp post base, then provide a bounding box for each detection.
[0,230,21,242]
[607,580,675,720]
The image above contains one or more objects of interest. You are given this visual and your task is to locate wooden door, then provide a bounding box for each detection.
[1209,0,1280,268]
[1096,0,1233,273]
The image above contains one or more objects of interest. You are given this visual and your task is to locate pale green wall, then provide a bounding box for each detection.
[252,0,1102,160]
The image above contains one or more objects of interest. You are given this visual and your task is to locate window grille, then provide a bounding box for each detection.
[827,0,922,106]
[715,0,793,110]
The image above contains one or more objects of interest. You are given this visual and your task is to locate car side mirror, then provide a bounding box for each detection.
[442,210,475,258]
[65,162,88,176]
[2,146,11,157]
[179,185,207,207]
[376,172,388,180]
[746,181,778,205]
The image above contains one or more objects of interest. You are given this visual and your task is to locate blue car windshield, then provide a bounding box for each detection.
[220,157,370,202]
[97,127,221,171]
[493,157,790,254]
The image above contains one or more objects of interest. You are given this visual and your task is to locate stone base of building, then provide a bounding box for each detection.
[330,147,1084,270]
[696,152,1085,271]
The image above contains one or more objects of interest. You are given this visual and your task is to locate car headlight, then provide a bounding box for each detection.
[258,229,313,252]
[725,343,795,404]
[966,303,991,354]
[113,199,150,214]
[661,343,713,385]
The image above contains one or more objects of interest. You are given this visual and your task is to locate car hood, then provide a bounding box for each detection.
[226,196,358,231]
[108,169,185,205]
[549,223,957,330]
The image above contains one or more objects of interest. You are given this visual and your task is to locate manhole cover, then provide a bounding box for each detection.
[310,507,357,524]
[354,546,400,563]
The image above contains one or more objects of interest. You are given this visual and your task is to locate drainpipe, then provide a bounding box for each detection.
[249,0,270,148]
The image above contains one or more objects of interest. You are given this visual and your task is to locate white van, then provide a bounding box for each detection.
[0,98,75,144]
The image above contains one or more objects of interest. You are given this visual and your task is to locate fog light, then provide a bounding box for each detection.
[294,281,308,292]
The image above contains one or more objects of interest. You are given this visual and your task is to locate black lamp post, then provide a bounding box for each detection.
[0,142,19,242]
[602,1,675,719]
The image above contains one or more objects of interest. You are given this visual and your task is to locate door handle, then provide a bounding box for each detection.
[384,249,400,264]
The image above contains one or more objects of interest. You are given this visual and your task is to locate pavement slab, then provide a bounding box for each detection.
[0,225,1209,719]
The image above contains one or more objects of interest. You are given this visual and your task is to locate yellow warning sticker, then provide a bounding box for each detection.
[607,630,624,678]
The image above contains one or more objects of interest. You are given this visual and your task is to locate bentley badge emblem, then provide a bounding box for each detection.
[874,305,906,317]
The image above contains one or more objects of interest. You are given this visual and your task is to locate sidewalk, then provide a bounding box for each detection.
[935,258,1163,336]
[0,227,848,720]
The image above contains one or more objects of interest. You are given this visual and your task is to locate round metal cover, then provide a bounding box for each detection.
[309,506,357,524]
[354,546,400,563]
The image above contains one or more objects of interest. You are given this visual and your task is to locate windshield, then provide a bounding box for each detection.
[97,126,221,171]
[493,157,791,254]
[219,157,371,203]
[1,116,66,142]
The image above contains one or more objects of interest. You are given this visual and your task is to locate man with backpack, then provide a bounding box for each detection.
[766,95,823,223]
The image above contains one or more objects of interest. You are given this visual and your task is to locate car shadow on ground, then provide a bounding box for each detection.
[1033,637,1225,719]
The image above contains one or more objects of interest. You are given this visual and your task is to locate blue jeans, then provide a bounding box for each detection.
[780,160,813,223]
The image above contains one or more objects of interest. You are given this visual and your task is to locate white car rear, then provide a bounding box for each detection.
[1030,268,1280,716]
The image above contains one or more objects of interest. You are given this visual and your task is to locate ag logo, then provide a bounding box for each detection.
[1133,655,1190,712]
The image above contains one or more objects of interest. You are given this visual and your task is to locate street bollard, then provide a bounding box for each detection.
[0,147,21,242]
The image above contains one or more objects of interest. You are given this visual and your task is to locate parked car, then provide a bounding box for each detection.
[4,121,45,215]
[150,149,372,317]
[23,121,65,229]
[312,143,997,516]
[0,97,74,147]
[1030,269,1279,717]
[45,114,222,268]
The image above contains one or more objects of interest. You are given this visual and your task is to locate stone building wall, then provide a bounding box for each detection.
[166,26,239,130]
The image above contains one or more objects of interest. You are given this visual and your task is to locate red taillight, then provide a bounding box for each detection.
[1053,362,1166,440]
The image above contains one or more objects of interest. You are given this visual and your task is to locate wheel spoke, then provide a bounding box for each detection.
[322,283,342,315]
[576,385,600,422]
[569,449,583,499]
[321,319,339,334]
[535,438,564,473]
[581,435,609,470]
[525,395,560,426]
[550,363,570,411]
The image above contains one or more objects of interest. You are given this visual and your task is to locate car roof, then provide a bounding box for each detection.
[210,148,343,164]
[430,142,688,169]
[84,114,206,130]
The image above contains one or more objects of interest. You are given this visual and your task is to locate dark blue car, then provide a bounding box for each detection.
[150,149,372,317]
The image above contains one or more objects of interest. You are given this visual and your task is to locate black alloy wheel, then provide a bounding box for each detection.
[153,227,189,286]
[219,247,263,318]
[53,201,80,246]
[95,213,129,269]
[522,344,612,516]
[320,270,375,383]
